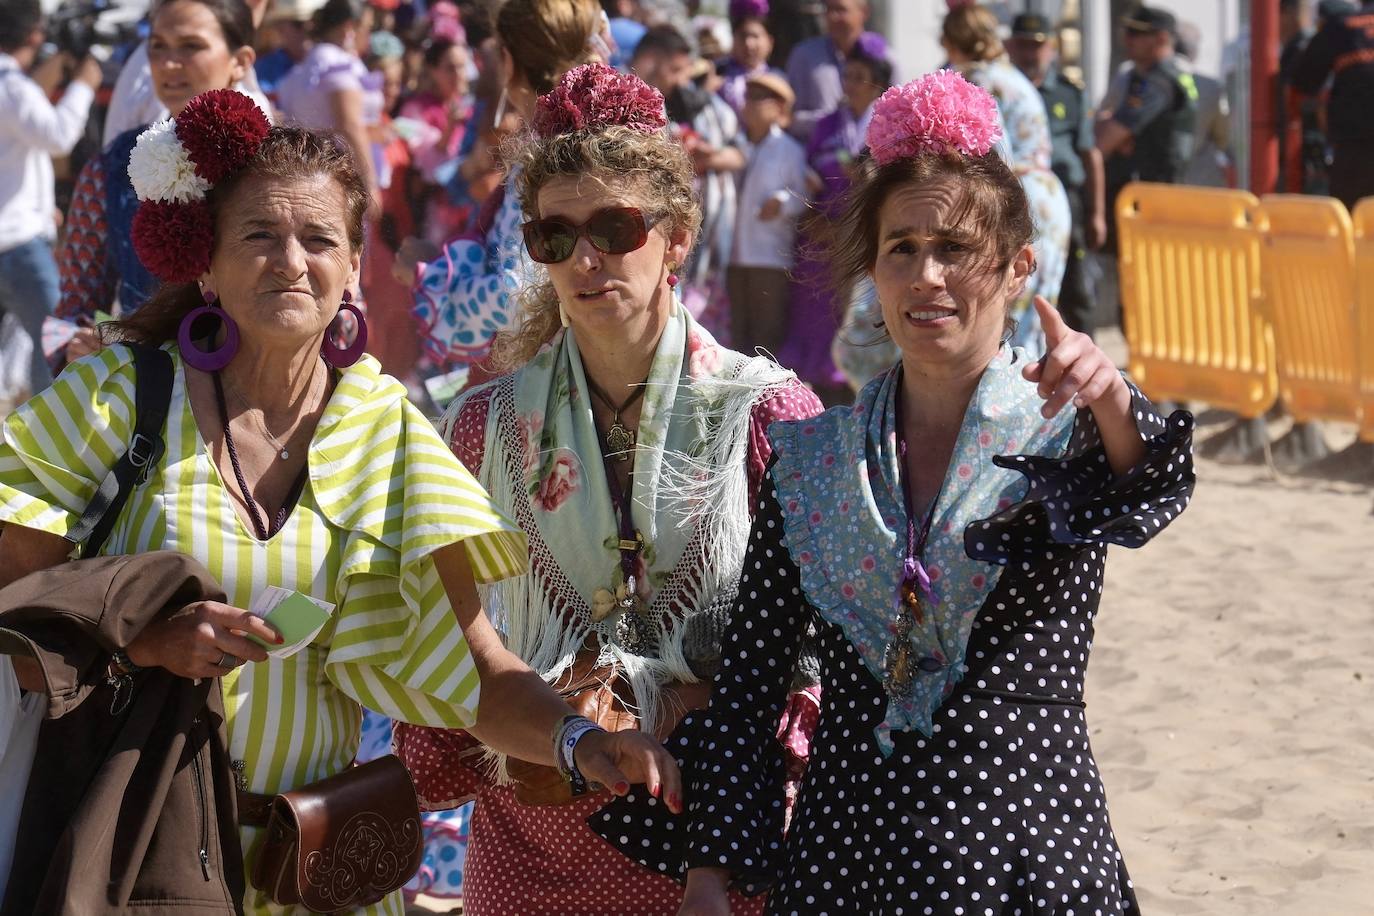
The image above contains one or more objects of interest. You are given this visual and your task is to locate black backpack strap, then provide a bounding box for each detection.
[66,344,174,557]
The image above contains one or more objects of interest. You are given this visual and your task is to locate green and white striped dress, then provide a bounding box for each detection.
[0,344,527,915]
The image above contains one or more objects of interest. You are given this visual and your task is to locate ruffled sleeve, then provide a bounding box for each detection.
[589,475,804,893]
[390,380,502,807]
[0,345,137,539]
[412,184,527,369]
[309,359,527,729]
[966,382,1195,563]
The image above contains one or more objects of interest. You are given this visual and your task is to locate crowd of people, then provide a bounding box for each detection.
[0,0,1361,913]
[1,0,1370,410]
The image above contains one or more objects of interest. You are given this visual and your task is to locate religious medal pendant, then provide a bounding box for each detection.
[605,415,635,460]
[279,447,289,460]
[883,607,916,698]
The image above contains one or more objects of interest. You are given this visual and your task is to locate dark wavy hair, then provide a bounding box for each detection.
[157,0,257,55]
[109,127,369,346]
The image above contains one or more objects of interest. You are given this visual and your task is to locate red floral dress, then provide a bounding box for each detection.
[395,378,823,915]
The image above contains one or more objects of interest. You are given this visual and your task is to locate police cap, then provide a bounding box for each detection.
[1122,5,1177,35]
[1010,13,1053,42]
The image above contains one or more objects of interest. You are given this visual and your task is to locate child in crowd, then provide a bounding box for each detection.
[727,72,808,357]
[717,0,782,114]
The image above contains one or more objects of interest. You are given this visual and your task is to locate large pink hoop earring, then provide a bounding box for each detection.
[178,290,240,371]
[321,291,368,368]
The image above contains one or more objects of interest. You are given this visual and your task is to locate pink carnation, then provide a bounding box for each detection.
[866,70,1002,166]
[532,64,667,139]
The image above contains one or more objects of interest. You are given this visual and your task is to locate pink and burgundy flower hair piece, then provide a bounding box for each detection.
[865,70,1002,166]
[532,63,667,140]
[128,89,270,282]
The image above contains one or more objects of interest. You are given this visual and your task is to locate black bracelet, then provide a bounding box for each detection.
[110,648,143,676]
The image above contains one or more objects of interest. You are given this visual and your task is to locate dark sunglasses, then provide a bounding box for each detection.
[522,207,658,265]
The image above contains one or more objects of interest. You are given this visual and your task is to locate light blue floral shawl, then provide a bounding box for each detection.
[769,347,1076,754]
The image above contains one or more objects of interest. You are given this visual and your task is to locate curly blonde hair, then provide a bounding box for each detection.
[487,125,702,370]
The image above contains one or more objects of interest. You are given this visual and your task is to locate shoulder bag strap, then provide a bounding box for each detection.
[67,344,174,557]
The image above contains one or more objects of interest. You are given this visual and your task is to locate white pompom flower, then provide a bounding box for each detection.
[127,118,211,203]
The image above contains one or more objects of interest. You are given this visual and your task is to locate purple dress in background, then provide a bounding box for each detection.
[777,104,871,392]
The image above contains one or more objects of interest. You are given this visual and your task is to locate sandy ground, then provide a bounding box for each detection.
[1087,439,1374,913]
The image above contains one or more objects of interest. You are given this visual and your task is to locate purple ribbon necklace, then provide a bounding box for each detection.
[883,390,944,699]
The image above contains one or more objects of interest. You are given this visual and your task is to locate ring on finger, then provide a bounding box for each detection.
[218,652,241,669]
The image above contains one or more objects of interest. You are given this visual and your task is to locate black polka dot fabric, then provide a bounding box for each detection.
[591,391,1194,915]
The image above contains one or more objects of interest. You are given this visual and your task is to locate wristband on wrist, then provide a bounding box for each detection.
[552,714,603,796]
[110,648,144,676]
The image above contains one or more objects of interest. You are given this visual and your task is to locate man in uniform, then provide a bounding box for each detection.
[1007,12,1105,336]
[1292,0,1374,210]
[1094,5,1197,328]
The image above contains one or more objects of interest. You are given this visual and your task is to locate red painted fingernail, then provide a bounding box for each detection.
[614,781,630,795]
[649,783,661,798]
[669,793,681,811]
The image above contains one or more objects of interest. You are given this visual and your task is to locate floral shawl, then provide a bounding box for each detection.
[447,307,797,765]
[769,347,1076,754]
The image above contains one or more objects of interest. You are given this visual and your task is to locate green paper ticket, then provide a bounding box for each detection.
[247,587,333,658]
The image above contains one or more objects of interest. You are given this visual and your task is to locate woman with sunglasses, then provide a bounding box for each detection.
[393,65,823,915]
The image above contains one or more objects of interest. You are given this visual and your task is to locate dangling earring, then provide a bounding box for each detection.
[321,290,369,368]
[178,287,240,371]
[492,87,509,130]
[666,262,680,316]
[558,301,571,328]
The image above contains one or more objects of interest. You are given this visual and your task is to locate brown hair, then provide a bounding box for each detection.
[497,0,602,95]
[487,125,702,370]
[110,127,369,346]
[942,4,1003,62]
[823,149,1034,334]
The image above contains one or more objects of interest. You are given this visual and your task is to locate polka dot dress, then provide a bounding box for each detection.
[592,395,1194,915]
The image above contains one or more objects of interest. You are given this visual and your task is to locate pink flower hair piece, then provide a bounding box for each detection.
[865,70,1002,166]
[532,63,667,140]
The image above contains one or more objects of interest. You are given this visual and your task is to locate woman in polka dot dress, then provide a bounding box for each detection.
[592,71,1195,916]
[393,65,823,916]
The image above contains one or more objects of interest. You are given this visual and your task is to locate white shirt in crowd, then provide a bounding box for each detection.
[0,52,95,253]
[102,41,273,146]
[730,123,810,271]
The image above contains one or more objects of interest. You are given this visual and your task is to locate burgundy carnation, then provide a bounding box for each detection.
[532,64,667,140]
[132,199,215,283]
[174,89,270,185]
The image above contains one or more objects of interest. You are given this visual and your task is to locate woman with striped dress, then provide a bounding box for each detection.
[0,115,679,915]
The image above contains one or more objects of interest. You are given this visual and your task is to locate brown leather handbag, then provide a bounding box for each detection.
[507,649,710,806]
[250,755,424,913]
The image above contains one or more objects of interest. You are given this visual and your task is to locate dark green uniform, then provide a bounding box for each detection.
[1104,56,1198,195]
[1036,66,1096,334]
[1040,66,1094,192]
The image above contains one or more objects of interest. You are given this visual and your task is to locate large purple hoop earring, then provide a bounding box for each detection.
[321,291,368,368]
[178,291,240,371]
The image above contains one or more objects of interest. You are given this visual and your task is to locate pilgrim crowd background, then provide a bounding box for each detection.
[0,0,1370,912]
[4,0,1371,414]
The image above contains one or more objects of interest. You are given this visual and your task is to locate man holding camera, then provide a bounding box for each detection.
[0,0,101,399]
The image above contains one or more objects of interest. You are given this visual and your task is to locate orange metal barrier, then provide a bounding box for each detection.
[1116,183,1277,417]
[1257,195,1361,429]
[1352,199,1374,443]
